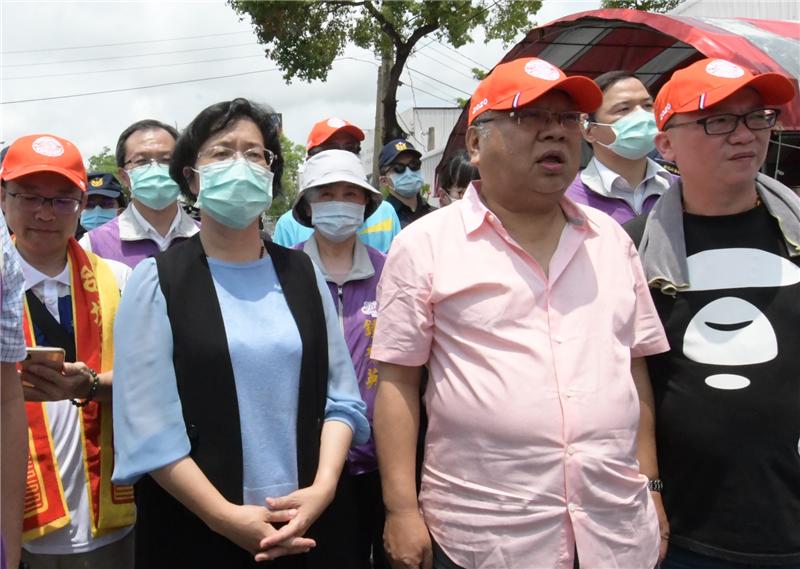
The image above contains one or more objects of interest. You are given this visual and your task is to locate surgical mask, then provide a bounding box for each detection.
[128,162,180,210]
[80,207,116,230]
[390,169,424,198]
[591,108,658,160]
[195,158,273,229]
[310,201,365,242]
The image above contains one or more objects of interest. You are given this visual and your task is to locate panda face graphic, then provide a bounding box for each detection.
[682,248,800,390]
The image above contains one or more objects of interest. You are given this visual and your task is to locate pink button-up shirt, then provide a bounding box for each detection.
[372,183,669,569]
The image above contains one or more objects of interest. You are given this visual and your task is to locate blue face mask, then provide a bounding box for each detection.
[390,169,424,198]
[590,108,658,160]
[80,206,117,230]
[195,159,273,229]
[310,201,365,242]
[128,163,180,210]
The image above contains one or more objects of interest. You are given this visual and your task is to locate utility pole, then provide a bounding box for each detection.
[372,44,393,185]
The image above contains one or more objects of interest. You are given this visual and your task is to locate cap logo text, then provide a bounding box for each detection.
[659,103,672,122]
[472,97,489,115]
[327,118,347,128]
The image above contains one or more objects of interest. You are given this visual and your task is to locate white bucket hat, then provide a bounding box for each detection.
[292,149,382,227]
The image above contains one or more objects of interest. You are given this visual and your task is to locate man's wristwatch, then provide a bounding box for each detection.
[648,478,664,493]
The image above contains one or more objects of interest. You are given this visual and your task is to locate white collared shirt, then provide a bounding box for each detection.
[18,252,132,554]
[79,202,199,254]
[583,156,672,214]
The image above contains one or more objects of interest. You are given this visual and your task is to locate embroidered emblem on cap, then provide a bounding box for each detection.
[705,60,745,79]
[524,59,560,81]
[31,136,65,157]
[90,177,104,187]
[395,142,408,151]
[327,118,347,128]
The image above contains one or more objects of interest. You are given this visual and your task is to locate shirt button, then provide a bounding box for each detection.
[568,503,577,513]
[566,445,576,455]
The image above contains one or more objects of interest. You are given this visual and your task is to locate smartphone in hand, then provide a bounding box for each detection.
[24,347,66,369]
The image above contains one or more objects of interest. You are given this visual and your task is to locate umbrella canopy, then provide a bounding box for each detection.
[439,9,800,187]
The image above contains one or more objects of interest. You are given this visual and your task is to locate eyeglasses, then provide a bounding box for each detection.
[7,192,81,215]
[307,141,361,157]
[124,155,172,169]
[665,108,780,135]
[197,145,276,168]
[474,108,587,132]
[390,159,422,174]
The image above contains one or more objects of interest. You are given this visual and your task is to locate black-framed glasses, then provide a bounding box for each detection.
[665,108,780,135]
[124,155,172,169]
[196,145,276,168]
[474,108,587,132]
[391,159,422,174]
[307,141,361,157]
[7,192,81,215]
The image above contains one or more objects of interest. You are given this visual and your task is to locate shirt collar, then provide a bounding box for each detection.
[302,234,375,284]
[119,202,198,242]
[583,156,672,198]
[18,253,70,291]
[461,181,595,237]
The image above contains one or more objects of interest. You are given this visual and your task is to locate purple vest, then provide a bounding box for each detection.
[565,174,671,225]
[86,217,188,269]
[296,242,386,475]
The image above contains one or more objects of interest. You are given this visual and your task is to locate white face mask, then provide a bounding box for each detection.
[310,201,365,242]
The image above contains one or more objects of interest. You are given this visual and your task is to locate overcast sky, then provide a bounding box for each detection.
[0,0,600,160]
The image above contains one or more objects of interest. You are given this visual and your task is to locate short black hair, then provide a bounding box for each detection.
[594,70,641,94]
[115,119,179,167]
[169,98,284,201]
[439,150,479,190]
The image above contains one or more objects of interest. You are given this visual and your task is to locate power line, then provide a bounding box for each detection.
[4,54,266,81]
[413,51,476,80]
[433,40,491,70]
[407,66,472,96]
[398,78,454,106]
[3,42,257,68]
[0,57,379,105]
[0,68,278,105]
[1,30,252,55]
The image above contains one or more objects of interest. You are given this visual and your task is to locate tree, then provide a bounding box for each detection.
[601,0,684,13]
[268,133,306,217]
[229,0,541,144]
[87,146,118,175]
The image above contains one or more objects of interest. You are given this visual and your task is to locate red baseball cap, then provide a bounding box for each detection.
[306,117,365,151]
[468,57,602,125]
[0,134,87,191]
[654,58,796,130]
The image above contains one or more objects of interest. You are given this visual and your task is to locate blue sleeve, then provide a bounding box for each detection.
[111,259,191,485]
[311,264,370,446]
[273,211,313,248]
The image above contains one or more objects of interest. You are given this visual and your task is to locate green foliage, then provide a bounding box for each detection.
[472,67,487,80]
[268,133,306,217]
[86,146,117,176]
[229,1,541,142]
[601,0,684,13]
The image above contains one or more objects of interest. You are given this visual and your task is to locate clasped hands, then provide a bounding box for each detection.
[215,483,335,562]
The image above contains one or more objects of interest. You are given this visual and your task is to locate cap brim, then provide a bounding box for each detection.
[1,164,86,191]
[87,188,122,198]
[494,75,603,114]
[693,72,797,113]
[293,174,381,227]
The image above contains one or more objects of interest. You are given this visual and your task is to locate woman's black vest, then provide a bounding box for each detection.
[134,235,355,569]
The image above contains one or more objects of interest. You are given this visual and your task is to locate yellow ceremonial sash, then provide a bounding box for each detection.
[21,238,135,541]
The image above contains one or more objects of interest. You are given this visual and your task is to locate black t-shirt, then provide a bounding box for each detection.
[647,204,800,564]
[386,194,435,228]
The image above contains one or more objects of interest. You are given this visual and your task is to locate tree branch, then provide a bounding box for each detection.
[363,0,404,46]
